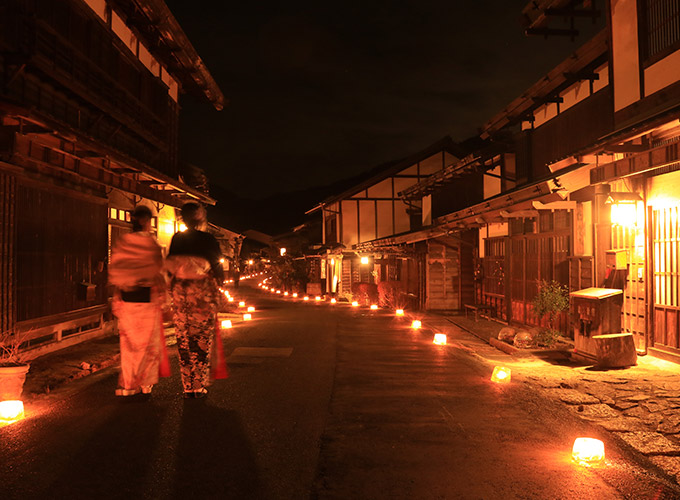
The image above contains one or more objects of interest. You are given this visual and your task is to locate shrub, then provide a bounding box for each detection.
[351,283,378,306]
[532,280,569,346]
[377,281,405,308]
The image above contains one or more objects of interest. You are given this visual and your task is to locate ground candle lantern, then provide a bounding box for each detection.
[572,438,605,464]
[315,296,321,301]
[330,298,336,304]
[247,306,255,312]
[284,292,289,296]
[292,293,298,298]
[370,304,378,310]
[0,400,25,423]
[351,301,359,307]
[304,296,309,301]
[433,333,447,345]
[491,366,511,383]
[221,319,232,329]
[239,301,246,307]
[395,309,404,316]
[243,313,252,321]
[411,320,421,329]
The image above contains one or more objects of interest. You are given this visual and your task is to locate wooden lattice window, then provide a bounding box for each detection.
[654,206,679,307]
[641,0,680,67]
[483,237,505,296]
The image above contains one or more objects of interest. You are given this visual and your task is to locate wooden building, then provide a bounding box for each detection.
[0,0,224,357]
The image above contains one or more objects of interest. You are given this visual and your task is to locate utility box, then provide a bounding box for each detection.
[570,287,623,361]
[77,282,96,302]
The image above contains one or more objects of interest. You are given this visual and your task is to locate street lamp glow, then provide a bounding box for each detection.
[572,438,605,465]
[411,320,421,329]
[491,366,511,383]
[0,400,24,423]
[433,333,447,345]
[370,304,378,310]
[221,319,232,329]
[395,309,404,316]
[352,301,359,307]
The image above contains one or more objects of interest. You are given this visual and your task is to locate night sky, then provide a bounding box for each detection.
[164,1,603,234]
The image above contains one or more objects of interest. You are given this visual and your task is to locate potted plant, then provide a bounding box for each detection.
[532,280,570,347]
[0,330,30,401]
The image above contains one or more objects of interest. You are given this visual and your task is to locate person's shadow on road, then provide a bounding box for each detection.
[174,401,264,499]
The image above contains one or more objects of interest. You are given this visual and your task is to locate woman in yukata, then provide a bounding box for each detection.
[108,205,167,396]
[165,202,224,398]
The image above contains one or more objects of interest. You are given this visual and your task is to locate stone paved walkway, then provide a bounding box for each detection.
[424,314,680,486]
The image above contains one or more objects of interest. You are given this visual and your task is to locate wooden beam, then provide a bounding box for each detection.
[532,200,577,210]
[500,209,539,218]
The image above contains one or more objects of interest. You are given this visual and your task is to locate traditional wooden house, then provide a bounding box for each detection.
[308,137,465,309]
[0,0,224,356]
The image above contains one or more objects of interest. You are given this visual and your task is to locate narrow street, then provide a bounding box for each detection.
[1,283,677,499]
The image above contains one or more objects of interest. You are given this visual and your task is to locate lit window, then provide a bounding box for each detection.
[110,208,117,219]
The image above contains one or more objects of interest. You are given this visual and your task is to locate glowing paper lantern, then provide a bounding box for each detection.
[433,333,447,345]
[370,304,378,310]
[330,298,337,304]
[276,290,281,294]
[304,296,309,301]
[411,320,421,329]
[247,306,255,312]
[572,438,605,464]
[315,296,321,301]
[221,319,233,329]
[284,292,289,296]
[293,293,298,298]
[395,309,404,316]
[243,313,252,321]
[491,366,511,383]
[352,301,359,307]
[239,301,246,307]
[0,400,25,422]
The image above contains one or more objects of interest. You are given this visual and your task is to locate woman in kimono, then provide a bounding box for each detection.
[166,202,224,398]
[108,205,167,396]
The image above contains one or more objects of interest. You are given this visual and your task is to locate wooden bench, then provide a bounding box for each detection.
[463,304,493,322]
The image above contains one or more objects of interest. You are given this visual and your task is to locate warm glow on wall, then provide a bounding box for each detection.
[221,319,232,329]
[395,309,404,316]
[370,304,378,310]
[243,313,252,321]
[572,438,605,464]
[360,256,369,265]
[411,320,421,329]
[491,366,511,383]
[330,259,335,266]
[0,400,24,422]
[433,333,447,345]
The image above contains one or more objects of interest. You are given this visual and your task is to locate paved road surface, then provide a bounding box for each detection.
[1,283,677,499]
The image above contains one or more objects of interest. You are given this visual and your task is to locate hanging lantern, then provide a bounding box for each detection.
[221,319,233,329]
[433,333,447,345]
[0,400,25,423]
[491,366,511,383]
[243,313,252,321]
[572,438,605,464]
[247,306,255,312]
[395,309,405,316]
[370,304,378,310]
[411,320,422,329]
[352,301,359,307]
